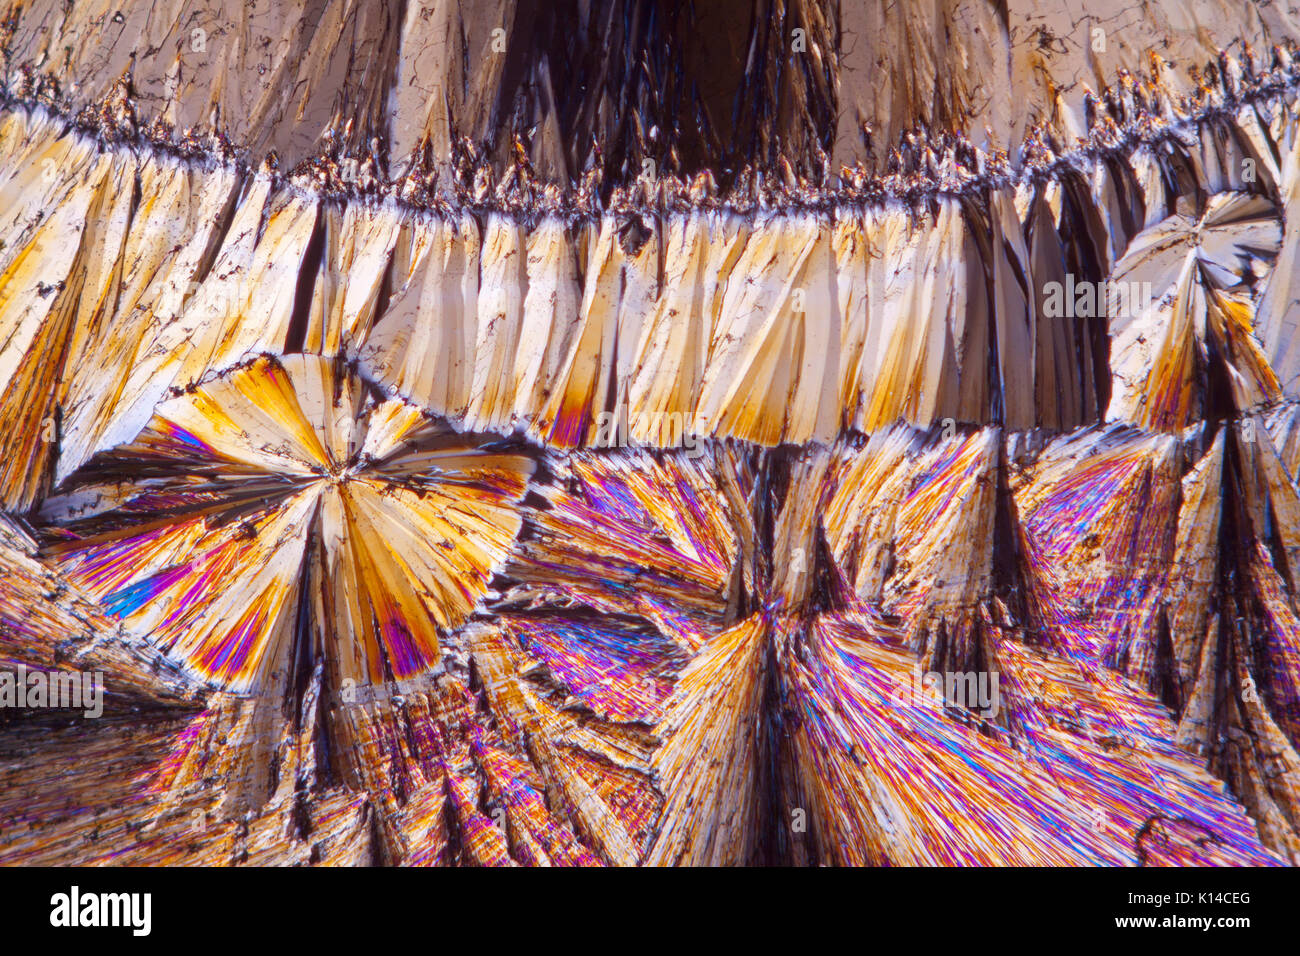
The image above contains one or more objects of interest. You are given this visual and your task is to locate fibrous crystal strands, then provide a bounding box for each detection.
[4,0,1300,866]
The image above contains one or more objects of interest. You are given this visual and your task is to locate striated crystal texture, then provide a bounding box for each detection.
[2,0,1300,866]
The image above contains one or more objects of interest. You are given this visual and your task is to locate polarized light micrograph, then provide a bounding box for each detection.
[1,0,1300,866]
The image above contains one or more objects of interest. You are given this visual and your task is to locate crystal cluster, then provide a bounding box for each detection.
[1,0,1300,866]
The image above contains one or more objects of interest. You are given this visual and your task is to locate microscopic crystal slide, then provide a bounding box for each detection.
[0,0,1295,935]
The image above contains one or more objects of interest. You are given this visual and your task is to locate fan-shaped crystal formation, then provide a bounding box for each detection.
[41,354,534,694]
